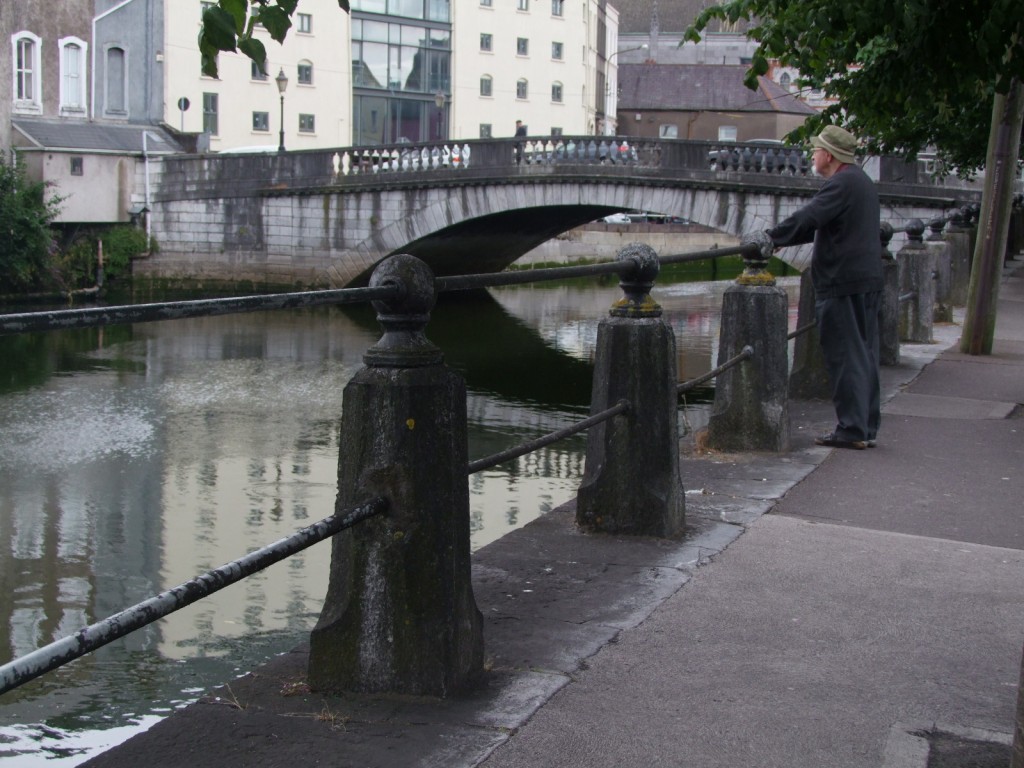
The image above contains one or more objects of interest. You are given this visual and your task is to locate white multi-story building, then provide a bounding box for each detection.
[166,0,353,151]
[3,1,620,226]
[451,0,619,139]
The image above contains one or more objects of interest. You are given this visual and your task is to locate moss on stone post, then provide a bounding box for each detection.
[879,222,900,366]
[707,233,790,452]
[577,243,684,538]
[898,219,935,343]
[944,208,973,308]
[788,268,830,399]
[308,254,483,697]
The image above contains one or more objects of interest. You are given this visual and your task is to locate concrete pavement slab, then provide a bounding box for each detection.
[478,516,1024,768]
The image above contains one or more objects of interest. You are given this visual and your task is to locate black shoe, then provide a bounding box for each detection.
[815,432,867,450]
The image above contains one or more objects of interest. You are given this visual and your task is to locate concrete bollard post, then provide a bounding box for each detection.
[706,233,790,452]
[308,254,483,697]
[879,223,900,365]
[577,243,684,537]
[898,219,935,343]
[787,268,830,399]
[944,208,973,306]
[926,217,953,323]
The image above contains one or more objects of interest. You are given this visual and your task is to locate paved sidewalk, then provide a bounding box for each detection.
[83,257,1024,768]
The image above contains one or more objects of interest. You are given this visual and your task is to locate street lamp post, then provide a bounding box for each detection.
[276,68,288,152]
[605,44,648,135]
[433,90,446,140]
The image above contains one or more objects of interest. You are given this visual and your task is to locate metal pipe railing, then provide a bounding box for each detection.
[0,498,387,695]
[1,243,759,336]
[677,346,754,395]
[468,399,630,474]
[0,285,399,336]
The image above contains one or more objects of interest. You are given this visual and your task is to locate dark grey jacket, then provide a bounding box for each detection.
[767,164,883,298]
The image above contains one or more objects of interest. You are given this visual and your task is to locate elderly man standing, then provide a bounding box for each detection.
[767,125,883,450]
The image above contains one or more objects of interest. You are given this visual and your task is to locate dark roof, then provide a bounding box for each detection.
[617,63,817,114]
[614,0,752,35]
[12,118,184,154]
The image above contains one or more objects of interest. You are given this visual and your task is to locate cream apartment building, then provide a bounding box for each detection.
[451,0,619,140]
[168,1,353,151]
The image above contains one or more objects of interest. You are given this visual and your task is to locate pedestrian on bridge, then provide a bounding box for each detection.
[514,120,527,164]
[765,125,883,450]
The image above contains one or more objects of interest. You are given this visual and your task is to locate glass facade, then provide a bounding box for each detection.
[351,2,451,145]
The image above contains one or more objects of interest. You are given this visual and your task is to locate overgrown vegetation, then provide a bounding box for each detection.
[1,156,152,296]
[0,157,62,291]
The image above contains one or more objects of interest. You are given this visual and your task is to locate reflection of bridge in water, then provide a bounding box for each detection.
[140,137,982,290]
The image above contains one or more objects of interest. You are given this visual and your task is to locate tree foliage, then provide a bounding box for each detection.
[685,0,1024,175]
[0,158,62,292]
[199,0,350,78]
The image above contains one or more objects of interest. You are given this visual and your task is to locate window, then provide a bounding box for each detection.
[480,0,492,5]
[298,13,312,33]
[779,72,792,90]
[59,37,88,113]
[517,0,528,9]
[479,75,492,97]
[299,113,315,133]
[12,32,42,111]
[516,79,528,99]
[298,61,313,84]
[550,127,562,136]
[251,60,267,80]
[718,125,737,142]
[551,82,563,102]
[480,33,492,52]
[480,124,492,138]
[203,92,219,134]
[106,46,127,115]
[552,0,564,15]
[253,111,269,131]
[552,42,563,60]
[350,18,451,95]
[517,37,529,56]
[659,124,679,139]
[70,157,84,176]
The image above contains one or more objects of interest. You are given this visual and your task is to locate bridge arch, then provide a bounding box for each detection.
[324,179,932,286]
[142,142,978,290]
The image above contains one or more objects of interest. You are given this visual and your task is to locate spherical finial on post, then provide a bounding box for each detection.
[364,254,442,367]
[736,230,776,286]
[610,242,662,318]
[880,221,895,250]
[905,218,926,243]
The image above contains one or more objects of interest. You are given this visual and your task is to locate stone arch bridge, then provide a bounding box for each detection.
[138,137,981,289]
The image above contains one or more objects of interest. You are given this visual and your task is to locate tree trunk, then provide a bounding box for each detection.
[960,77,1024,355]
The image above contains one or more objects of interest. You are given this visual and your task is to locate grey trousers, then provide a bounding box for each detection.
[815,291,882,442]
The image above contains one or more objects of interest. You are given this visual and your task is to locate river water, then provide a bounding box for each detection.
[0,269,798,765]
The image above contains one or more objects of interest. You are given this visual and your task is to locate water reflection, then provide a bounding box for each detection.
[0,276,798,765]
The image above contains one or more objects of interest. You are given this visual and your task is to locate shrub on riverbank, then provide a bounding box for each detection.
[0,157,61,291]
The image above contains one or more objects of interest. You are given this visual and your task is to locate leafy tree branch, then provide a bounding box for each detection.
[199,0,350,78]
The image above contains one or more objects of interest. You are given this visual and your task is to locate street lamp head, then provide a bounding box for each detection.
[609,43,648,62]
[276,68,288,94]
[434,91,445,109]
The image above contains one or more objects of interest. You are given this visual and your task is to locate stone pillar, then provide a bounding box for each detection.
[309,254,483,697]
[926,217,953,322]
[787,268,830,399]
[898,219,935,343]
[879,223,900,365]
[707,233,790,452]
[944,208,973,306]
[577,243,684,538]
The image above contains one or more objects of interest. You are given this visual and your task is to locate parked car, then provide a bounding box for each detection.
[601,212,631,224]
